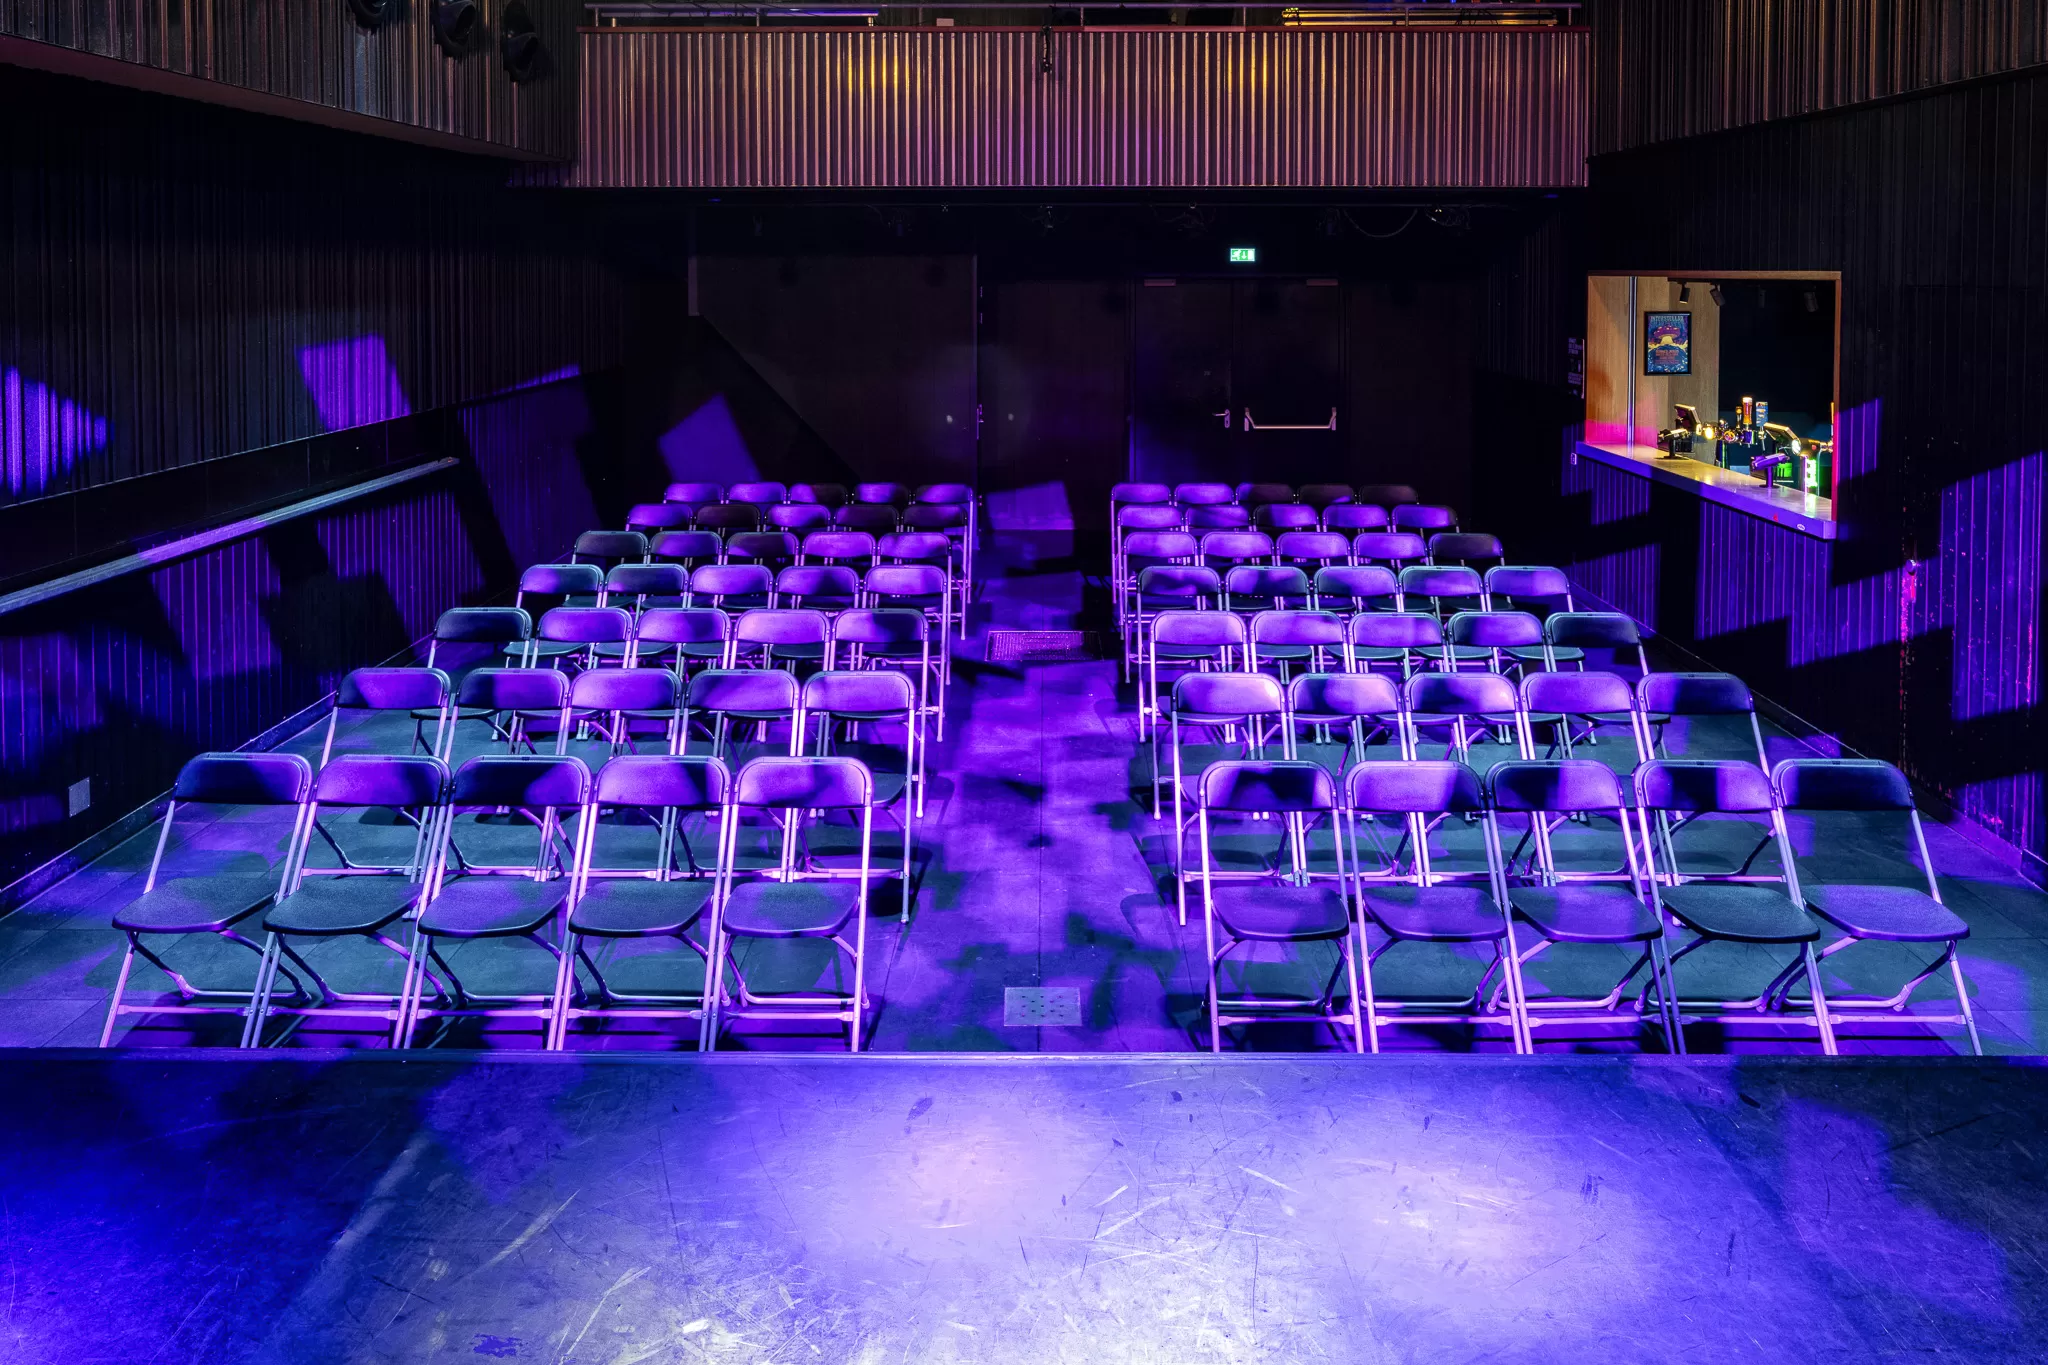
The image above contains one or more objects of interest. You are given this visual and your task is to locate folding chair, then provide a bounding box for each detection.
[1484,566,1576,667]
[100,753,315,1047]
[1298,483,1353,510]
[1254,503,1320,532]
[1312,565,1401,616]
[512,562,604,622]
[449,667,570,754]
[1488,759,1681,1052]
[1188,503,1252,529]
[242,755,451,1048]
[1173,482,1235,507]
[1344,761,1531,1053]
[1116,531,1201,643]
[1427,532,1506,569]
[1770,759,1981,1054]
[863,564,953,674]
[1236,482,1295,510]
[1223,565,1311,615]
[1638,672,1767,769]
[1286,671,1408,778]
[602,562,688,616]
[1196,761,1365,1053]
[663,481,724,510]
[694,503,761,534]
[1346,611,1441,680]
[1113,505,1188,618]
[1248,608,1345,682]
[835,503,900,533]
[626,503,695,535]
[1392,503,1458,534]
[727,481,788,507]
[1352,531,1429,571]
[1275,530,1353,578]
[396,754,594,1048]
[1403,672,1530,764]
[1124,563,1218,684]
[1398,564,1488,619]
[572,530,649,568]
[857,481,911,507]
[791,482,850,507]
[1324,503,1390,534]
[1199,531,1274,575]
[650,529,725,570]
[767,503,833,532]
[531,605,635,674]
[552,754,730,1049]
[627,606,732,677]
[682,668,801,762]
[804,670,921,917]
[1440,610,1543,675]
[1545,611,1651,676]
[1141,609,1244,741]
[775,564,861,612]
[561,667,683,757]
[703,756,877,1051]
[1634,759,1837,1054]
[689,562,774,614]
[425,606,532,671]
[321,667,453,765]
[1355,483,1420,507]
[1521,669,1646,761]
[724,530,801,574]
[800,530,877,571]
[1158,671,1291,924]
[1110,481,1174,525]
[831,608,941,750]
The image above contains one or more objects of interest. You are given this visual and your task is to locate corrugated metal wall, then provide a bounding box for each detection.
[1545,63,2048,870]
[1588,0,2048,153]
[0,0,578,158]
[0,68,625,506]
[564,26,1588,188]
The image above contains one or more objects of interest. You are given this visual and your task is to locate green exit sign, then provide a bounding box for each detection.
[1228,246,1257,264]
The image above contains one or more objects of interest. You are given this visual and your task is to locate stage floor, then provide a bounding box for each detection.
[4,1050,2045,1363]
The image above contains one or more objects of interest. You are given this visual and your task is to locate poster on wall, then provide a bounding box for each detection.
[1644,311,1692,375]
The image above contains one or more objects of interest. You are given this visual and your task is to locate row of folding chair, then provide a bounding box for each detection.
[1110,480,1431,515]
[1183,753,1980,1056]
[655,480,967,511]
[104,743,911,1053]
[1115,500,1464,536]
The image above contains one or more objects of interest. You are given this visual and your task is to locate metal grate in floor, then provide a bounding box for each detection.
[984,630,1103,665]
[1003,986,1083,1027]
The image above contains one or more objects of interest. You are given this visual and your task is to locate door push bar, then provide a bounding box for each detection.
[1243,408,1338,432]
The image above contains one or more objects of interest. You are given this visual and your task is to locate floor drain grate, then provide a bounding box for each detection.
[1003,986,1082,1027]
[984,631,1103,665]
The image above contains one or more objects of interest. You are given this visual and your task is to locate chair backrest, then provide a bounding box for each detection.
[733,607,831,646]
[901,504,968,530]
[337,667,450,712]
[1771,758,1916,811]
[1200,531,1274,563]
[734,755,872,810]
[1521,669,1635,717]
[1235,482,1295,508]
[1392,503,1457,531]
[451,754,592,810]
[634,606,729,646]
[1428,532,1505,563]
[173,752,313,805]
[803,668,916,717]
[1121,531,1199,562]
[914,482,973,505]
[1172,671,1286,719]
[790,482,849,506]
[1486,759,1625,815]
[856,481,910,506]
[1352,531,1428,563]
[725,531,800,561]
[456,667,570,712]
[1274,531,1352,562]
[1638,672,1754,716]
[1223,565,1310,600]
[802,530,877,562]
[766,503,834,530]
[1174,481,1234,506]
[1251,608,1344,649]
[1297,483,1353,509]
[537,606,633,644]
[1546,611,1642,649]
[1117,504,1185,531]
[727,481,788,506]
[1254,503,1319,530]
[687,667,799,714]
[1485,565,1572,601]
[1201,760,1336,814]
[1398,564,1485,600]
[1135,565,1221,600]
[650,530,725,563]
[1445,610,1542,648]
[690,563,775,599]
[625,503,694,532]
[835,504,900,531]
[1287,671,1402,719]
[776,564,860,600]
[1186,504,1251,529]
[518,563,604,598]
[1406,671,1518,717]
[593,753,730,810]
[831,607,927,647]
[312,754,451,809]
[876,531,951,563]
[574,530,650,563]
[694,503,761,531]
[1324,503,1390,532]
[1355,483,1420,507]
[1110,481,1173,506]
[1344,760,1485,815]
[605,563,688,598]
[1151,609,1246,648]
[664,481,724,505]
[1349,611,1442,649]
[570,667,679,713]
[1634,758,1776,814]
[865,563,949,598]
[434,606,531,644]
[1313,565,1398,605]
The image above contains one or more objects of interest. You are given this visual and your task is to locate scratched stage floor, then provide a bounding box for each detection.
[6,1050,2046,1364]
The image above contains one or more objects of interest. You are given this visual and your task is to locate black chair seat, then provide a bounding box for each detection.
[1210,885,1349,941]
[413,705,495,723]
[1659,884,1820,944]
[264,878,422,936]
[113,876,278,934]
[419,878,571,938]
[570,878,715,938]
[504,641,582,660]
[1352,646,1425,663]
[1153,645,1230,661]
[1806,885,1970,943]
[1509,885,1662,944]
[1363,885,1507,942]
[1508,645,1585,664]
[721,880,862,938]
[592,641,675,660]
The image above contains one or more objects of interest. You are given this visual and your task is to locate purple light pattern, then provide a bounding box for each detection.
[1,368,108,497]
[297,336,412,432]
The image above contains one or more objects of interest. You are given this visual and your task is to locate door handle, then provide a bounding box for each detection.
[1212,409,1233,429]
[1242,408,1338,432]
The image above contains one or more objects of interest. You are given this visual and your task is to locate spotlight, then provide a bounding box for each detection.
[501,0,545,83]
[344,0,389,27]
[1708,283,1725,308]
[434,0,479,54]
[1678,282,1691,304]
[1803,285,1820,313]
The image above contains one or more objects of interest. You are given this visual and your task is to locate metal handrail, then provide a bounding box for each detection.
[1244,409,1338,432]
[588,1,1576,14]
[0,457,460,618]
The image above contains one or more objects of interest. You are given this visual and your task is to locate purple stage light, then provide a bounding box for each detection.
[1,367,108,496]
[298,336,411,431]
[658,395,759,485]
